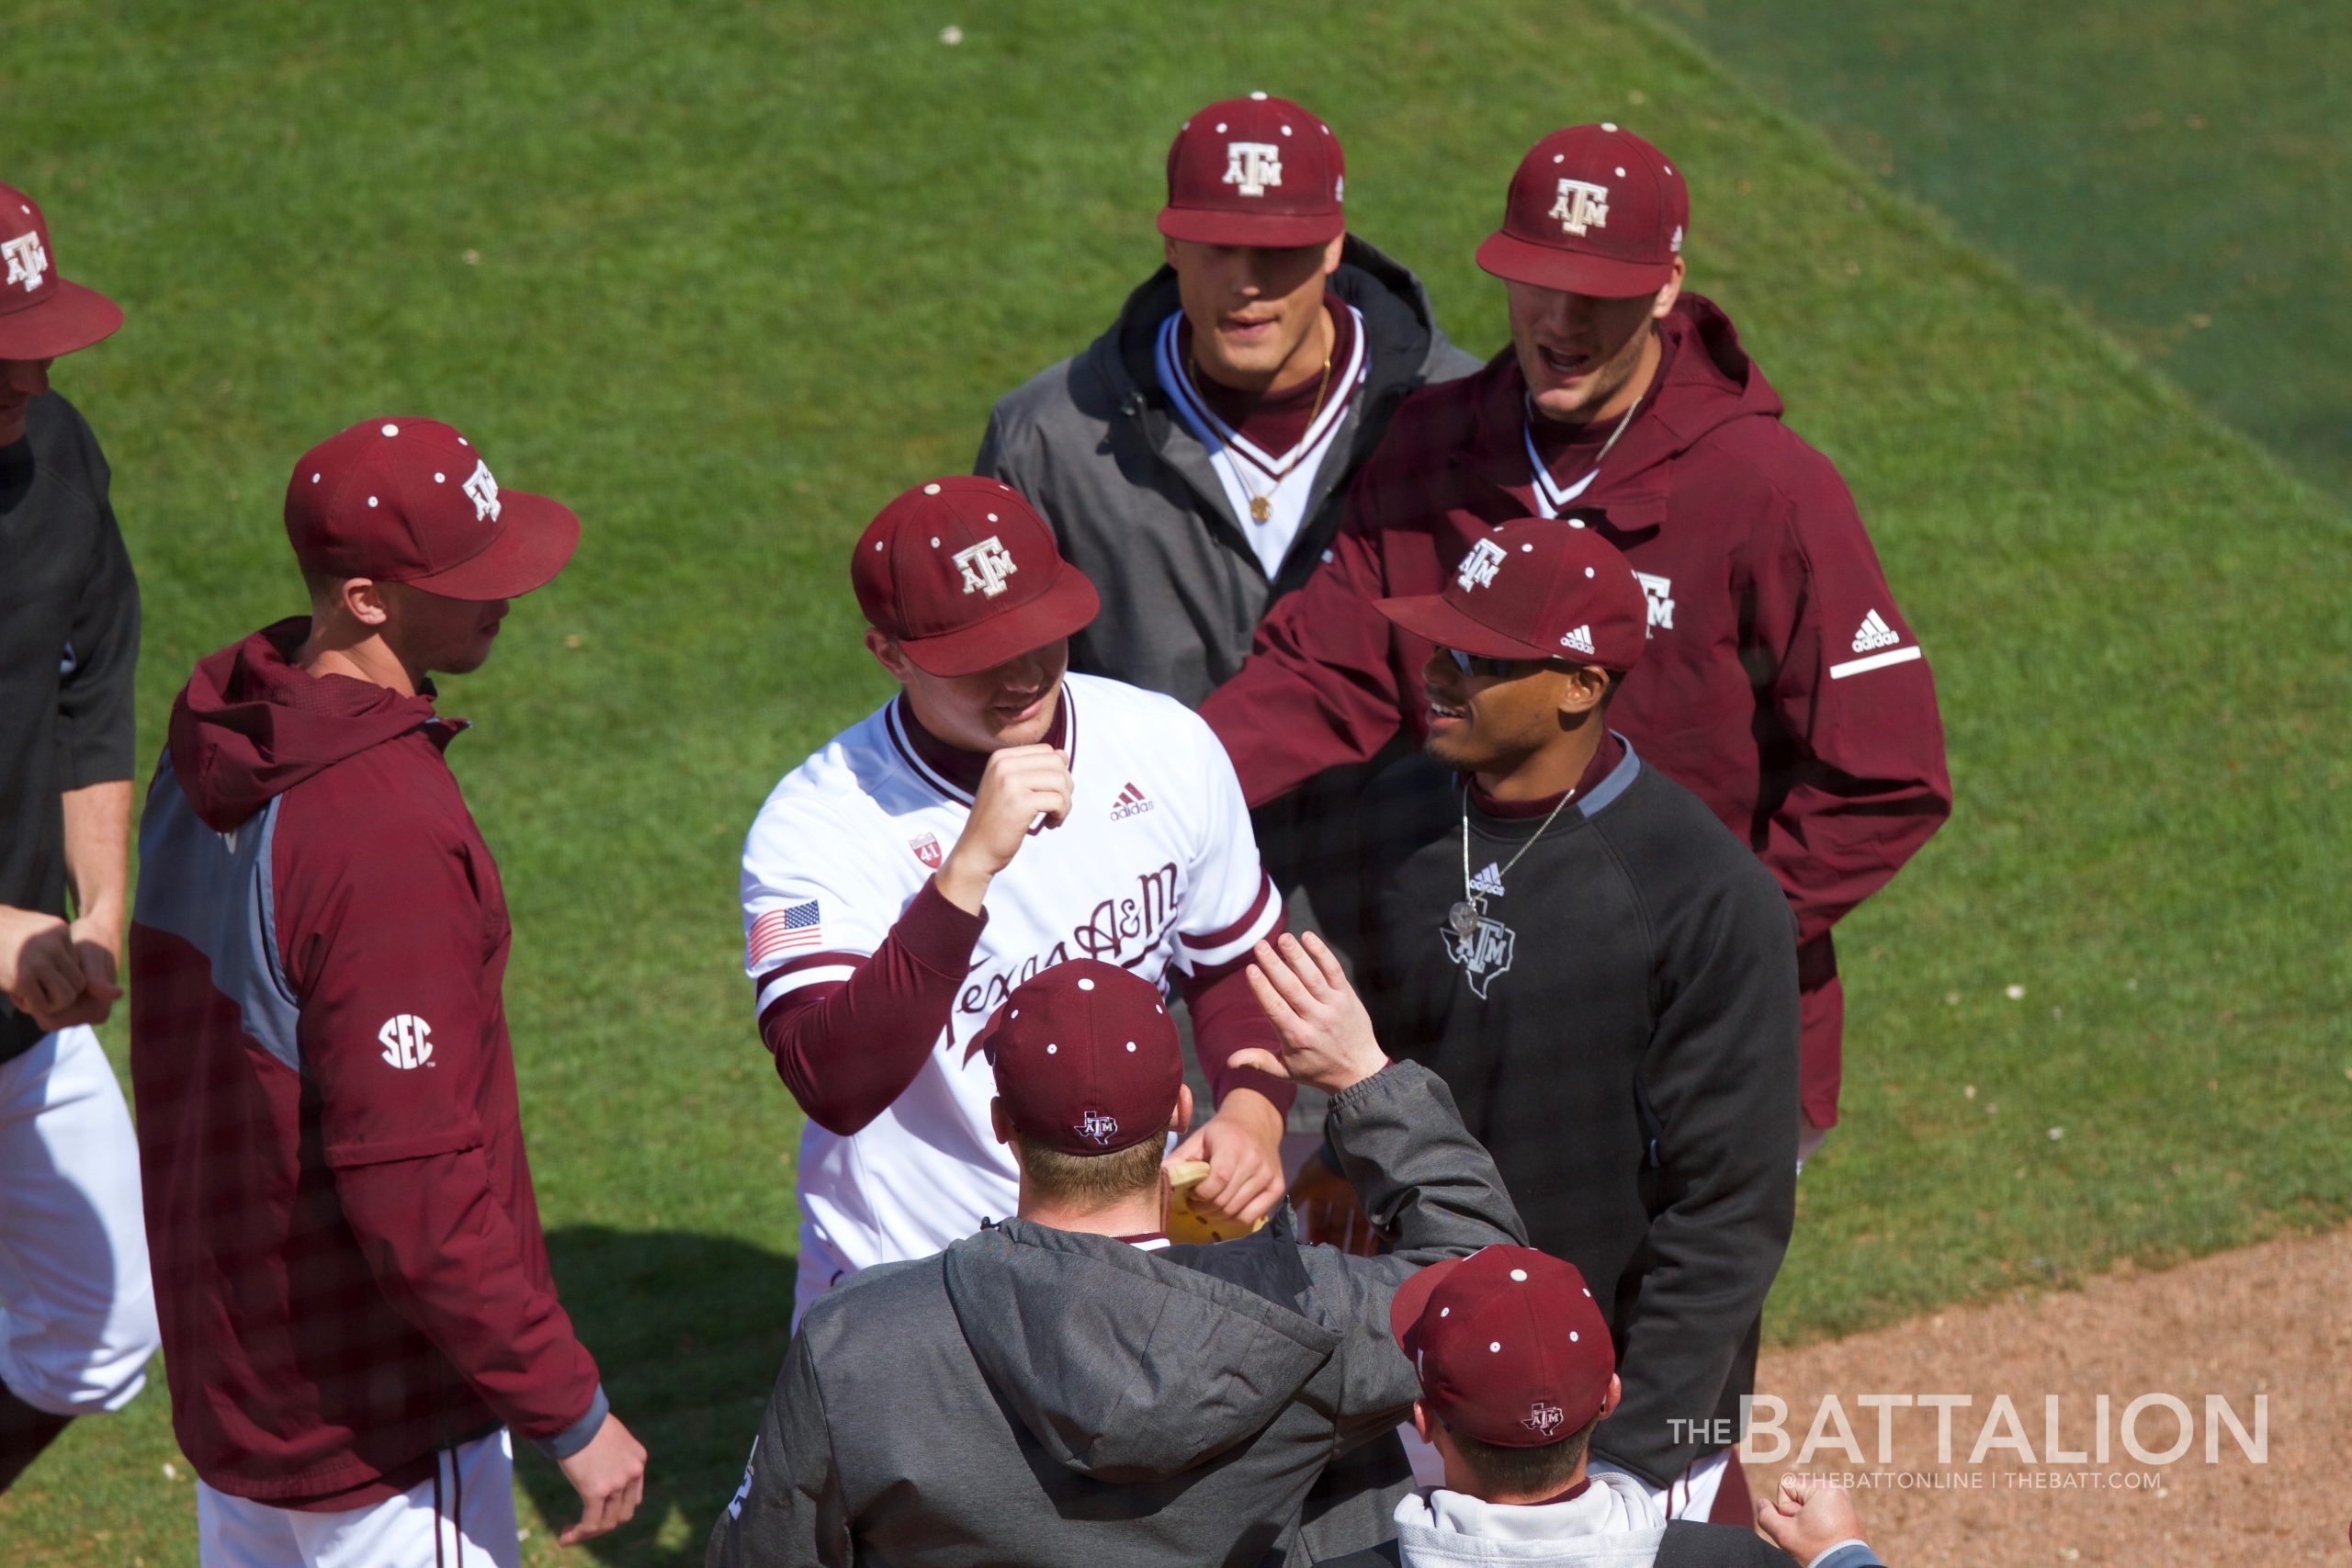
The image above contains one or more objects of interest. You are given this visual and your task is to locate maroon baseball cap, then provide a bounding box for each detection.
[1392,1246,1614,1447]
[284,419,580,600]
[0,185,124,361]
[1375,517,1647,671]
[1159,94,1346,249]
[1476,125,1687,299]
[973,960,1182,1156]
[852,477,1100,678]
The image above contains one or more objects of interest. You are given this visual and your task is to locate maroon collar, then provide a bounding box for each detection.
[1530,1477,1593,1507]
[894,691,1069,795]
[1467,731,1624,819]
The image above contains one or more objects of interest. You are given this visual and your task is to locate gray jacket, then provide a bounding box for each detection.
[976,236,1484,706]
[707,1062,1526,1568]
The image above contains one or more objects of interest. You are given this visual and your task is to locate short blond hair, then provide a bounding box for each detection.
[1015,1136,1164,1208]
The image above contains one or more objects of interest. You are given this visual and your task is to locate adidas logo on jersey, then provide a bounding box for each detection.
[1469,862,1507,897]
[1559,624,1596,656]
[1111,781,1155,821]
[1851,609,1901,653]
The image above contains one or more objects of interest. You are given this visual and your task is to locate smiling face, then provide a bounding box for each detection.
[0,357,53,446]
[1422,646,1576,778]
[1165,233,1345,394]
[1421,644,1614,793]
[869,630,1068,752]
[1506,259,1683,424]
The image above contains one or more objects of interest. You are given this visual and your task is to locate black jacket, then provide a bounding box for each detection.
[1355,742,1799,1485]
[1,392,140,1062]
[977,235,1482,706]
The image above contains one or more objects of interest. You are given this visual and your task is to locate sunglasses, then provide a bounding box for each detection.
[1441,646,1550,679]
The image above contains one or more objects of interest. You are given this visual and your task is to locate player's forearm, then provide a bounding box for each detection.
[337,1147,605,1451]
[761,881,984,1134]
[1325,1060,1525,1263]
[60,780,132,934]
[1199,535,1403,807]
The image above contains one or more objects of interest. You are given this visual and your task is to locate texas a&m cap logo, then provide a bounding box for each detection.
[1076,1109,1121,1145]
[953,535,1017,598]
[1549,179,1610,236]
[3,231,49,293]
[1224,141,1283,197]
[1456,537,1507,592]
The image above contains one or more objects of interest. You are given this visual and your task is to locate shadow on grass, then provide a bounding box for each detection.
[519,1225,796,1565]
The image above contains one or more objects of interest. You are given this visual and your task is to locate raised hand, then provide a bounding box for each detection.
[1228,931,1389,1097]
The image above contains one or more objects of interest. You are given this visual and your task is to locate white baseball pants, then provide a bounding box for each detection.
[198,1429,520,1568]
[0,1023,158,1416]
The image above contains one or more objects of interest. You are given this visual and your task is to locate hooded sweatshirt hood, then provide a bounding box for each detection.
[168,618,443,831]
[1392,1471,1666,1566]
[942,1219,1340,1483]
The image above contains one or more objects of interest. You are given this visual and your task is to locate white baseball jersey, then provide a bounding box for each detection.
[741,673,1280,1302]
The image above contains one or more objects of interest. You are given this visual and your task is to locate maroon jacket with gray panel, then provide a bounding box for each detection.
[129,620,604,1506]
[1199,296,1951,1127]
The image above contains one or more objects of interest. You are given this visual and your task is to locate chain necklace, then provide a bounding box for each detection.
[1522,393,1640,513]
[1193,315,1337,524]
[1449,779,1579,938]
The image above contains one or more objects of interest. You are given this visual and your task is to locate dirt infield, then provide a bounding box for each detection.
[1747,1226,2346,1563]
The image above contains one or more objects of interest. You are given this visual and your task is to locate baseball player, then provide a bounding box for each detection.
[0,179,159,1493]
[1342,521,1800,1522]
[130,419,643,1563]
[1199,125,1951,1159]
[740,476,1292,1319]
[977,92,1479,959]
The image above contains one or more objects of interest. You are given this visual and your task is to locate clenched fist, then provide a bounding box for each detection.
[935,745,1072,914]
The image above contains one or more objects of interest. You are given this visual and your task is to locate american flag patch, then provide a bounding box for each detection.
[749,900,822,967]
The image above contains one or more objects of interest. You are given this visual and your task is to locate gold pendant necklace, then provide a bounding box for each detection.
[1193,313,1337,526]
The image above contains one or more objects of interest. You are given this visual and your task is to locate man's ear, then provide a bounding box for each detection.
[990,1097,1014,1149]
[1319,231,1346,277]
[1598,1372,1623,1423]
[1170,1082,1195,1139]
[865,627,913,684]
[340,578,390,629]
[1410,1400,1435,1444]
[1555,665,1611,719]
[1163,233,1182,272]
[1651,256,1686,321]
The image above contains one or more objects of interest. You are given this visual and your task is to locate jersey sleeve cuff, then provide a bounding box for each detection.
[1810,1543,1881,1568]
[531,1383,610,1461]
[1173,871,1281,972]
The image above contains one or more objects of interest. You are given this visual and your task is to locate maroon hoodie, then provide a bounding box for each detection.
[129,619,605,1507]
[1199,296,1951,1126]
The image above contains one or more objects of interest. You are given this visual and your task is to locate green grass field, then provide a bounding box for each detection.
[1660,0,2352,494]
[4,1,2346,1560]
